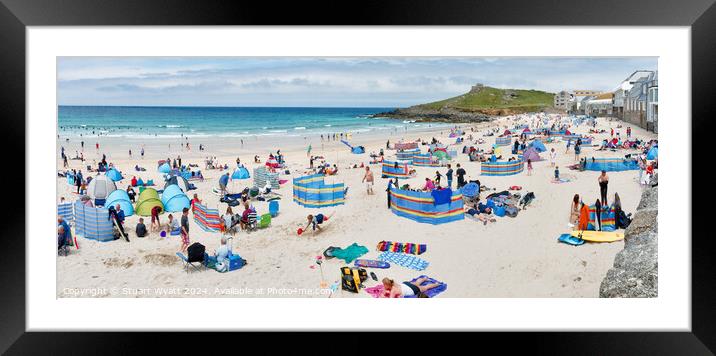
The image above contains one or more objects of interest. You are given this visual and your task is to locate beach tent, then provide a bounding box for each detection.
[382,160,412,179]
[389,188,464,225]
[158,162,171,174]
[104,189,135,216]
[164,175,190,192]
[231,166,251,180]
[341,140,365,154]
[501,130,512,136]
[522,128,533,135]
[135,188,164,216]
[293,174,345,208]
[522,147,543,162]
[481,158,525,176]
[529,140,547,152]
[646,146,658,160]
[161,184,191,212]
[584,158,639,172]
[86,175,117,201]
[105,168,123,182]
[73,201,114,242]
[432,150,450,161]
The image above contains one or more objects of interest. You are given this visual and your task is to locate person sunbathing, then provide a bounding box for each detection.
[465,204,496,225]
[380,277,440,298]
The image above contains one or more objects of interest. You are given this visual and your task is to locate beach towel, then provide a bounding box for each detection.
[430,188,452,205]
[403,275,447,298]
[331,243,369,263]
[378,252,429,271]
[365,285,385,298]
[377,241,427,255]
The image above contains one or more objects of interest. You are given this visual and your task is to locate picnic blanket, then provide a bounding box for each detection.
[377,241,426,255]
[378,252,429,271]
[331,243,369,263]
[364,275,447,298]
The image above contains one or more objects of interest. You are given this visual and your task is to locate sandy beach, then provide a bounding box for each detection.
[56,115,656,298]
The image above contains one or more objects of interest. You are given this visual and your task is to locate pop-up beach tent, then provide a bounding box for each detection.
[646,146,658,160]
[86,175,117,205]
[105,189,134,216]
[135,188,164,216]
[522,147,543,162]
[161,184,191,212]
[158,162,171,174]
[292,174,345,208]
[231,166,251,180]
[105,168,123,182]
[529,140,547,152]
[164,175,190,192]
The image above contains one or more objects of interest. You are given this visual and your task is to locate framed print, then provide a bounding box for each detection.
[1,0,714,352]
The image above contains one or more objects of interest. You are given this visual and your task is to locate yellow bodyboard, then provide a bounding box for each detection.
[570,230,625,242]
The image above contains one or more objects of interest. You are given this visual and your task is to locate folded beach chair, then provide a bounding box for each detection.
[176,252,204,273]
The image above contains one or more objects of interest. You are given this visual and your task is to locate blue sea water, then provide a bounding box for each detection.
[58,106,439,139]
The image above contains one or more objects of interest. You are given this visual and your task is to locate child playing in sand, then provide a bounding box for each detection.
[380,277,441,298]
[527,158,533,176]
[554,166,560,181]
[300,212,334,235]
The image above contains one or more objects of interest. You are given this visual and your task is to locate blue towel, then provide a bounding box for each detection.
[378,252,429,271]
[431,188,452,206]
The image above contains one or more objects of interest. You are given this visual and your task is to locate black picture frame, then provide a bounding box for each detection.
[1,0,713,352]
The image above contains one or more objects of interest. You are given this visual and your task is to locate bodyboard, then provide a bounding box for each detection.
[570,230,624,242]
[353,259,390,269]
[558,233,585,246]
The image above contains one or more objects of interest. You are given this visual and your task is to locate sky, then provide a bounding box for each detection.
[57,57,657,107]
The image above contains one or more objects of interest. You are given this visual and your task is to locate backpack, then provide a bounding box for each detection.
[617,210,632,229]
[504,205,520,218]
[340,267,368,293]
[187,243,206,263]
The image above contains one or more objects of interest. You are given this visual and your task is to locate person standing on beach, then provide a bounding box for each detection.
[565,139,571,153]
[95,142,99,152]
[527,159,533,176]
[386,179,394,209]
[549,148,557,167]
[574,142,581,162]
[445,164,453,189]
[180,208,190,252]
[141,146,144,159]
[307,143,312,157]
[455,164,466,188]
[129,149,132,158]
[598,171,609,205]
[362,166,374,195]
[81,141,84,150]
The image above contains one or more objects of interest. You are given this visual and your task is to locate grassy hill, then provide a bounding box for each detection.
[418,86,554,114]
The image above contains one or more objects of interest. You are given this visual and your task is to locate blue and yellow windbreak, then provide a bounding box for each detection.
[396,148,420,162]
[293,174,345,208]
[584,158,639,172]
[481,159,525,176]
[389,188,464,225]
[382,160,411,179]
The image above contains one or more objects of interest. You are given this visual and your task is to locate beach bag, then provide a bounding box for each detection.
[617,210,632,229]
[187,243,206,263]
[494,206,506,217]
[340,267,367,293]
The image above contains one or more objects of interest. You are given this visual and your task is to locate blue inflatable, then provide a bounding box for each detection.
[529,140,547,152]
[646,146,658,160]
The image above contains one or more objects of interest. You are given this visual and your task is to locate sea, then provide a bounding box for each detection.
[58,106,447,139]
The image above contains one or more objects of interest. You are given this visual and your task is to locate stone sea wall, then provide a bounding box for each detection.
[599,174,658,298]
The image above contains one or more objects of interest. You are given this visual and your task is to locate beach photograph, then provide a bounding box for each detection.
[56,57,659,298]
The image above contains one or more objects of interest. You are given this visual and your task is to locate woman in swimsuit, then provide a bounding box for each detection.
[380,277,440,298]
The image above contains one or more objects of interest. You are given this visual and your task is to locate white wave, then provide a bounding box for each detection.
[294,127,307,130]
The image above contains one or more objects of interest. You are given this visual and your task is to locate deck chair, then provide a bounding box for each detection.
[245,211,258,231]
[258,213,271,229]
[176,252,204,273]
